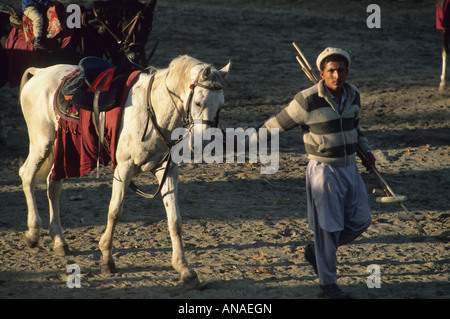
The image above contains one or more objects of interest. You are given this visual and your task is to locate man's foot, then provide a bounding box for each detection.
[319,283,352,299]
[304,243,318,275]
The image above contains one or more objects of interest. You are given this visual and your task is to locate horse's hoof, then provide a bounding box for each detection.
[23,231,39,248]
[180,270,200,289]
[100,262,117,275]
[53,244,70,257]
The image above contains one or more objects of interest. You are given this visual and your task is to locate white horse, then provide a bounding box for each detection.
[19,55,231,286]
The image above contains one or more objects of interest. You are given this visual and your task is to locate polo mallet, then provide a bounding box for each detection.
[292,42,319,84]
[292,43,426,235]
[356,145,427,235]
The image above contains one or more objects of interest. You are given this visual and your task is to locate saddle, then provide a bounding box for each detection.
[61,56,131,113]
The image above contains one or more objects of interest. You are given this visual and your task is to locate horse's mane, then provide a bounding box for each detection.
[166,55,227,93]
[167,55,203,90]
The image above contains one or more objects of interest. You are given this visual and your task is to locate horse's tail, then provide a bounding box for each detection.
[19,67,40,101]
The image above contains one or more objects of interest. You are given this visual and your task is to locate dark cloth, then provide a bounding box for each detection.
[5,24,74,88]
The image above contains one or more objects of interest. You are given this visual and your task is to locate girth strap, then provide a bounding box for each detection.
[91,72,111,178]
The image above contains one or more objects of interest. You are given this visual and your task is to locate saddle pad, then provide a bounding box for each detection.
[54,70,81,123]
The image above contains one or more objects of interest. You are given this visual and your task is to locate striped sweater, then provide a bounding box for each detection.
[261,80,370,167]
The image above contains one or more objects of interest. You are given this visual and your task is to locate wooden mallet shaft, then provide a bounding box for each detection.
[292,42,319,82]
[296,56,316,84]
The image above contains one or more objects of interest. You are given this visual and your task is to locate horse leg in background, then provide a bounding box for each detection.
[47,174,69,256]
[98,160,135,274]
[440,29,449,91]
[156,164,199,287]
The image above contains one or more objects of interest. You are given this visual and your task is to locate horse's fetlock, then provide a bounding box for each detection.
[24,228,40,248]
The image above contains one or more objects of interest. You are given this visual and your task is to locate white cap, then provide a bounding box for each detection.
[316,47,351,71]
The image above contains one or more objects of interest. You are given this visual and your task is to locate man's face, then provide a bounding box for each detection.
[319,61,348,92]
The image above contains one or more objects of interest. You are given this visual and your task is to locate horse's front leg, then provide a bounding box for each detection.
[99,161,134,274]
[156,164,199,287]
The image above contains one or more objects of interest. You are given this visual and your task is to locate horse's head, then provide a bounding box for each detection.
[170,56,231,128]
[91,0,157,66]
[188,63,231,128]
[166,55,231,151]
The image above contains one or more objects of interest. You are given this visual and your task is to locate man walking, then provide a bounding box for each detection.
[258,47,375,298]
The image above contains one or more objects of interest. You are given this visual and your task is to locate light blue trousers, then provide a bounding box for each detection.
[306,160,372,285]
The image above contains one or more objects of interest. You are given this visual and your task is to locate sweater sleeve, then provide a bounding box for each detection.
[355,98,371,152]
[259,96,307,135]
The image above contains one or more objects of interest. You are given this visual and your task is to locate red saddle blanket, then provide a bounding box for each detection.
[51,70,142,180]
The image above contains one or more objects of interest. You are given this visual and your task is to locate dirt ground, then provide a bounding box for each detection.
[0,0,449,301]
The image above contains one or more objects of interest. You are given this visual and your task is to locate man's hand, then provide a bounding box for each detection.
[362,151,376,171]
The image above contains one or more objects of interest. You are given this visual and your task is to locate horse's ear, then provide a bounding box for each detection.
[202,65,212,80]
[146,0,157,11]
[220,60,231,79]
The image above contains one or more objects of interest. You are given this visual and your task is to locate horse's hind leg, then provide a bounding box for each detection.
[47,174,69,256]
[19,146,54,249]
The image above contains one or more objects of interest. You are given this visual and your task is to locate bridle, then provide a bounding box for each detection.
[129,66,224,198]
[92,6,147,55]
[165,67,223,130]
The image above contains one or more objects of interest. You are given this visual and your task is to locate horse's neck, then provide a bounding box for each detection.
[150,70,186,131]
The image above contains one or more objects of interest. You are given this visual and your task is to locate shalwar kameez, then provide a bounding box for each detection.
[259,47,375,298]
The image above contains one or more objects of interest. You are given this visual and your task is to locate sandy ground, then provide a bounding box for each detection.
[0,0,449,301]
